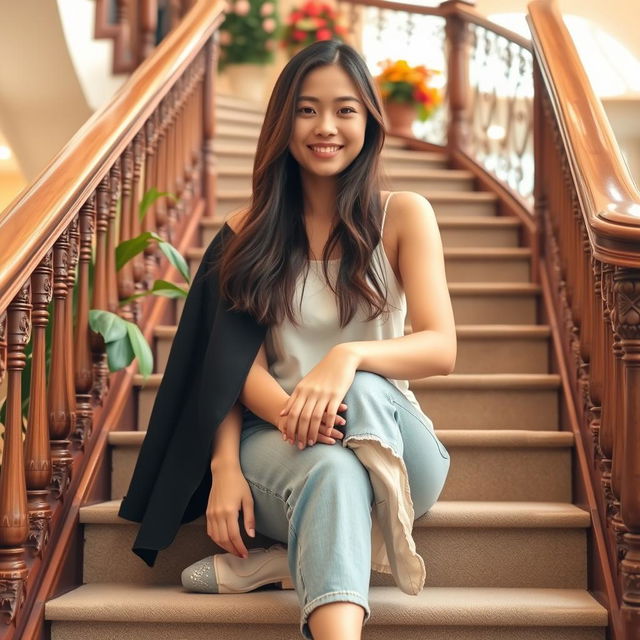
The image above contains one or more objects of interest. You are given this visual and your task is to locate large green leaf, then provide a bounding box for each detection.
[149,233,190,284]
[138,187,177,223]
[88,309,127,343]
[105,335,135,371]
[126,321,153,379]
[115,232,154,271]
[118,279,188,306]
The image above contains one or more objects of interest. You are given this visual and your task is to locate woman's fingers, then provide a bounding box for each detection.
[225,512,249,558]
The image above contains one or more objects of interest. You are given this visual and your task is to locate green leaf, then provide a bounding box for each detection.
[149,233,190,284]
[126,321,154,379]
[88,309,128,343]
[115,232,154,271]
[138,187,177,222]
[105,335,135,371]
[118,279,188,306]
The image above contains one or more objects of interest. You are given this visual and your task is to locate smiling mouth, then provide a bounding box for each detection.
[307,145,344,154]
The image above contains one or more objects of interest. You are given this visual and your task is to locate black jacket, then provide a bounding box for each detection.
[117,222,267,567]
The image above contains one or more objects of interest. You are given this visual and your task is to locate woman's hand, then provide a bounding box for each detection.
[279,344,359,450]
[207,462,255,559]
[277,403,347,447]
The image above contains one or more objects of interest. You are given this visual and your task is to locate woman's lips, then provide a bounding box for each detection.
[307,145,343,158]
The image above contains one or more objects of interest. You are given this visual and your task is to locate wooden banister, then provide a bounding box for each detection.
[0,1,226,636]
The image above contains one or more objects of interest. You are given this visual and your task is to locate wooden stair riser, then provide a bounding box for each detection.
[216,170,476,193]
[199,219,518,248]
[174,289,539,326]
[136,381,557,433]
[207,195,498,219]
[111,439,571,504]
[50,621,605,640]
[155,328,548,376]
[81,521,586,589]
[186,250,531,285]
[411,386,558,430]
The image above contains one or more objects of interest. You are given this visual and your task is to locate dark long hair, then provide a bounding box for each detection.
[213,39,392,328]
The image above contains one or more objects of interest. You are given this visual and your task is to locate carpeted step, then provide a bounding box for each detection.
[79,500,588,589]
[109,429,573,504]
[45,583,607,640]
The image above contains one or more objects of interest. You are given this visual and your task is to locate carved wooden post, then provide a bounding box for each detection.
[143,113,159,286]
[182,78,194,212]
[47,228,74,499]
[91,177,111,406]
[107,162,121,315]
[154,99,168,243]
[165,89,178,239]
[613,267,640,637]
[443,1,472,155]
[0,312,6,385]
[116,0,132,70]
[25,250,53,555]
[131,131,146,324]
[65,216,79,447]
[118,145,136,322]
[0,281,30,624]
[74,197,96,447]
[192,63,204,202]
[174,77,186,222]
[203,33,218,218]
[139,0,158,62]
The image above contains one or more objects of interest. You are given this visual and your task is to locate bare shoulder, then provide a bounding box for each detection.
[388,191,438,240]
[224,207,250,234]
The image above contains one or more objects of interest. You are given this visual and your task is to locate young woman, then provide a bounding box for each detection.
[181,39,455,640]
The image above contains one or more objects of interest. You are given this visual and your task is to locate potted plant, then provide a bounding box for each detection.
[218,0,281,102]
[375,59,443,137]
[280,0,349,58]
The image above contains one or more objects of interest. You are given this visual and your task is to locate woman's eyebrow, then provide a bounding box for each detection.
[297,95,362,104]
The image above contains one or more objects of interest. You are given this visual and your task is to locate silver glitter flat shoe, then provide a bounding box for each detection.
[181,543,294,593]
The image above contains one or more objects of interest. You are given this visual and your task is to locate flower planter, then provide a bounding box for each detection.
[383,100,418,137]
[225,63,270,103]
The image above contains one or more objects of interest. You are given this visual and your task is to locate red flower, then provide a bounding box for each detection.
[316,27,332,40]
[314,17,326,27]
[305,1,321,17]
[293,29,307,41]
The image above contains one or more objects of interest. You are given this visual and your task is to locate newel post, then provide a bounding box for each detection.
[613,267,640,638]
[441,0,473,155]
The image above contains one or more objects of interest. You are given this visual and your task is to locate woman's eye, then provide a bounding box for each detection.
[296,107,356,115]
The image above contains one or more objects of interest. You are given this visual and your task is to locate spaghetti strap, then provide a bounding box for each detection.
[381,191,395,235]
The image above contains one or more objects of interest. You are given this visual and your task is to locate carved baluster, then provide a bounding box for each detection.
[139,0,158,62]
[25,250,53,555]
[173,77,186,220]
[116,0,132,70]
[107,161,121,314]
[444,3,471,154]
[91,177,111,406]
[131,130,146,324]
[118,145,136,322]
[0,281,30,624]
[182,75,194,211]
[65,216,79,449]
[143,113,160,285]
[203,34,218,219]
[192,67,204,201]
[74,197,96,447]
[0,311,6,385]
[165,89,178,239]
[48,228,73,499]
[613,268,640,637]
[154,98,169,243]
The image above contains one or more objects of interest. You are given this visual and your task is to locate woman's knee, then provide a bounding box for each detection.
[343,370,393,408]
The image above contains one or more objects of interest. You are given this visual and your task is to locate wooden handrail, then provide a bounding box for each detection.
[0,0,225,313]
[528,0,640,266]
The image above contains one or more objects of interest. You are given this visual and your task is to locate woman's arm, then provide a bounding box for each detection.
[239,342,290,427]
[210,402,244,473]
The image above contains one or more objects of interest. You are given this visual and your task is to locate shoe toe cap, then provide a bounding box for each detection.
[181,556,219,593]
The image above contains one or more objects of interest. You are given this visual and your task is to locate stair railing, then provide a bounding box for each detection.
[94,0,199,73]
[0,0,225,637]
[528,2,640,638]
[339,0,639,636]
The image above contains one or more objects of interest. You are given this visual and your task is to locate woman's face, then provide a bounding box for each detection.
[288,64,367,179]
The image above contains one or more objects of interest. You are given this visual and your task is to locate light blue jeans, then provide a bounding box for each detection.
[238,370,451,639]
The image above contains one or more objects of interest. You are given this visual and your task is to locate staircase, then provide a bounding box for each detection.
[44,93,609,639]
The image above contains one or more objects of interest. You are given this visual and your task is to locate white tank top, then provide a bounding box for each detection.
[265,192,425,416]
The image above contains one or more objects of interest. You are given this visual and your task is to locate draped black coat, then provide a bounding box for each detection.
[117,222,267,567]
